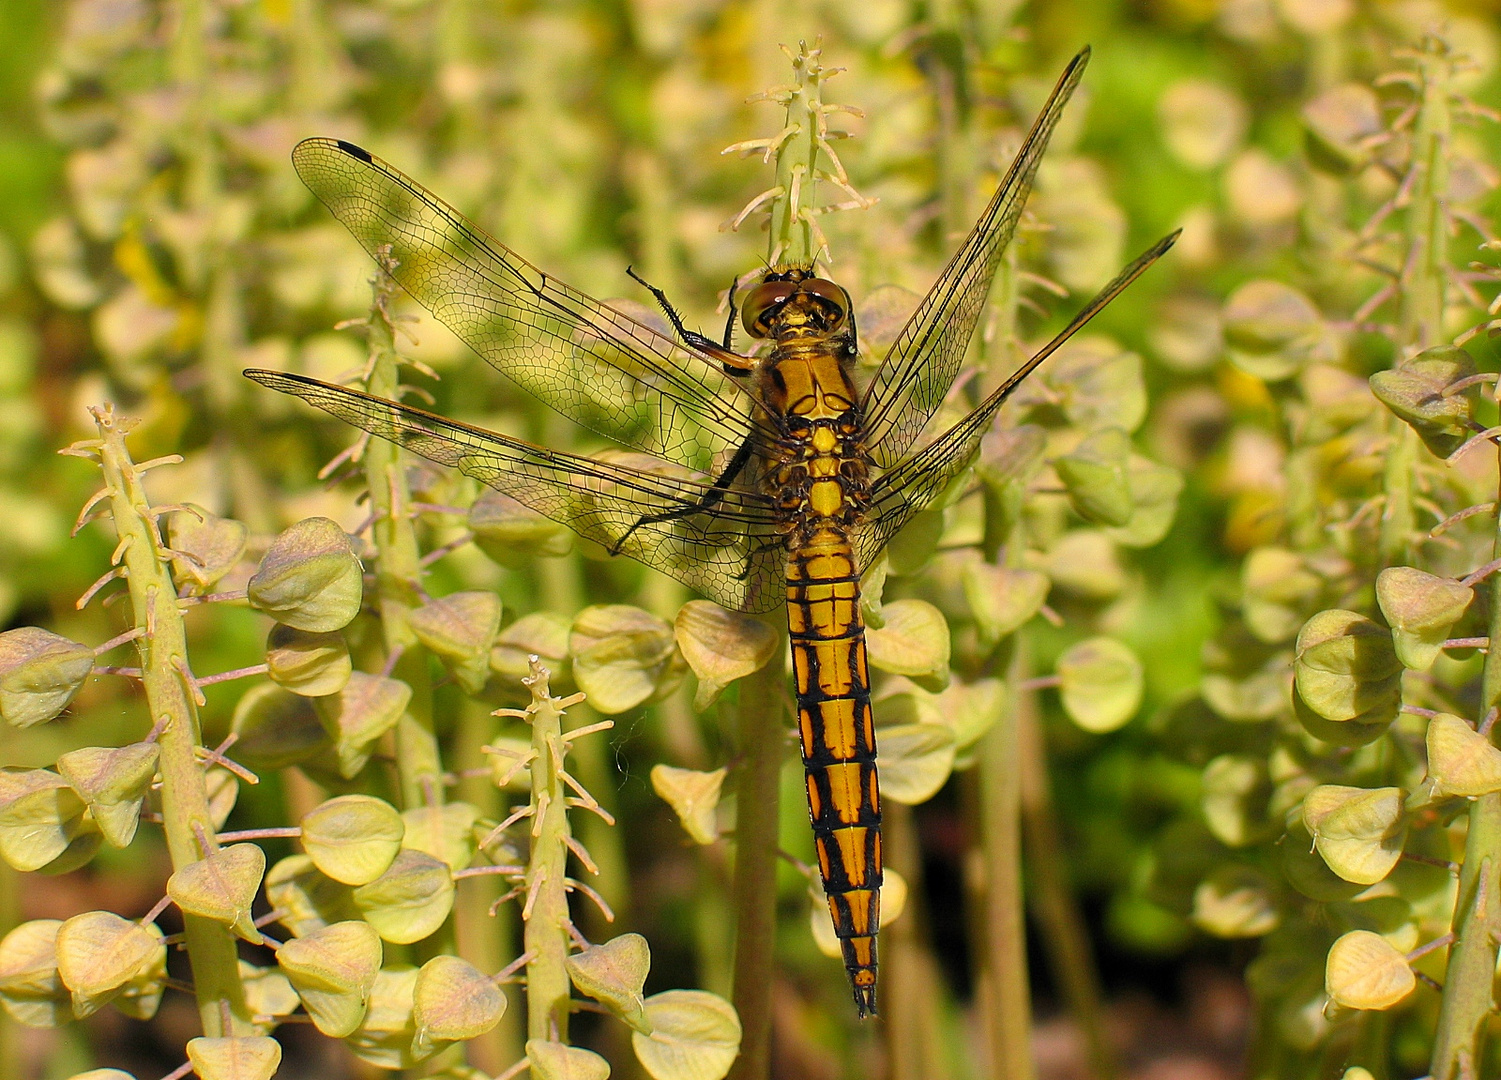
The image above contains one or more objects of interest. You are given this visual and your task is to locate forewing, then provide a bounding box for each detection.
[246,370,785,614]
[860,49,1089,470]
[856,232,1179,570]
[292,138,760,475]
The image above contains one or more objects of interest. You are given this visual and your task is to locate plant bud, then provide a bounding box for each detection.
[1056,427,1134,526]
[629,990,742,1080]
[0,627,94,728]
[1301,83,1382,174]
[673,601,777,711]
[266,624,352,697]
[167,504,248,593]
[277,920,382,1037]
[650,766,726,846]
[412,954,505,1057]
[1222,280,1329,381]
[566,934,650,1033]
[1057,636,1143,733]
[468,490,571,567]
[247,517,363,633]
[1293,610,1401,724]
[410,591,502,694]
[570,604,682,715]
[1375,567,1472,671]
[1368,346,1478,458]
[1324,930,1413,1010]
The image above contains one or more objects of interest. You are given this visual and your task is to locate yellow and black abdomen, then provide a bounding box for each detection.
[786,528,882,1017]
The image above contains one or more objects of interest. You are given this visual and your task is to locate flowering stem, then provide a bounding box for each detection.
[726,617,786,1080]
[92,407,249,1037]
[1429,447,1501,1078]
[520,660,576,1043]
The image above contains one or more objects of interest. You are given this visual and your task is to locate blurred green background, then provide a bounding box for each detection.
[3,1,1501,1078]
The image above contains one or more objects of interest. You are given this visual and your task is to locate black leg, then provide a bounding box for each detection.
[609,435,759,555]
[722,275,741,350]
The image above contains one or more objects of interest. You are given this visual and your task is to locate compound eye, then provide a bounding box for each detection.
[801,279,849,328]
[741,281,796,338]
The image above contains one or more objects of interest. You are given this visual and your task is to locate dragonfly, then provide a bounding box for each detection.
[246,46,1175,1018]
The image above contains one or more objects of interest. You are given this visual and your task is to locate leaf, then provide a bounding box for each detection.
[1201,755,1272,848]
[874,723,956,804]
[300,794,404,885]
[1375,567,1472,672]
[1324,930,1414,1010]
[567,934,650,1033]
[351,849,455,944]
[673,601,777,710]
[865,599,950,682]
[1302,785,1406,885]
[1425,713,1501,798]
[1057,637,1143,732]
[630,990,742,1080]
[166,844,267,943]
[276,920,382,1037]
[650,766,726,846]
[246,516,363,632]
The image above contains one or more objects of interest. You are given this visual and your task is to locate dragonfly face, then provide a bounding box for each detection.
[245,45,1178,1019]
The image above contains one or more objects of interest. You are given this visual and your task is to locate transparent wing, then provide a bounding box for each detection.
[859,48,1089,470]
[855,232,1179,570]
[292,138,762,476]
[247,370,786,614]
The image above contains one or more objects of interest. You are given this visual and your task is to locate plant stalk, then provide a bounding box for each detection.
[726,616,786,1080]
[1429,448,1501,1078]
[93,407,250,1037]
[520,660,576,1043]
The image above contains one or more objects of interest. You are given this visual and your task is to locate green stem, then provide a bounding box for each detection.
[520,661,576,1043]
[362,269,442,810]
[1429,458,1501,1078]
[764,44,837,268]
[1018,706,1118,1080]
[1378,423,1417,568]
[976,639,1034,1080]
[93,407,249,1037]
[1398,36,1452,352]
[882,800,953,1080]
[725,617,786,1080]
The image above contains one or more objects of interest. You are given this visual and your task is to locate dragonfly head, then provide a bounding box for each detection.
[741,269,852,343]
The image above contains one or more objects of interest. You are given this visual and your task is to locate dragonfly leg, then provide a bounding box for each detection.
[721,274,740,349]
[608,435,758,555]
[626,265,754,375]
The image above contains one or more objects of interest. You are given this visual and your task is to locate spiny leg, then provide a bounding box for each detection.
[627,265,754,375]
[608,434,758,555]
